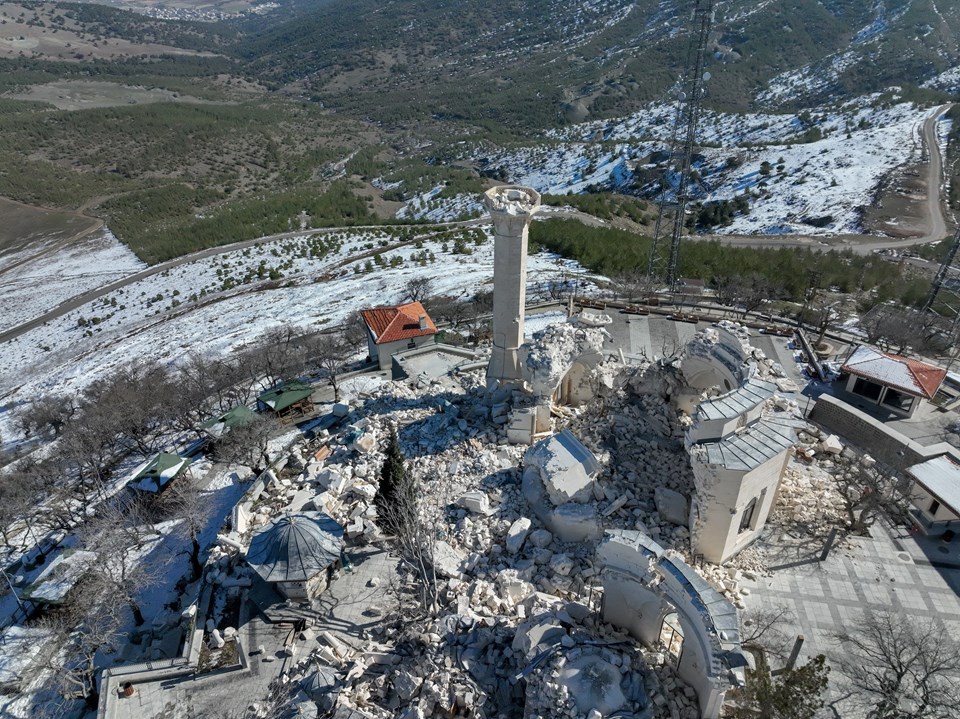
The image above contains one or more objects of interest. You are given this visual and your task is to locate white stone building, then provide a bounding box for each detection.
[681,329,801,564]
[360,302,437,371]
[907,454,960,533]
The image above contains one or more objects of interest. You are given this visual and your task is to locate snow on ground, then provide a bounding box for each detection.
[0,225,600,441]
[394,185,485,222]
[338,374,386,402]
[922,64,960,94]
[524,310,569,337]
[0,229,145,334]
[754,1,909,106]
[700,103,928,234]
[475,91,935,236]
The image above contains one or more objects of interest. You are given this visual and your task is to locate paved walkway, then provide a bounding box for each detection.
[311,545,401,643]
[741,519,960,690]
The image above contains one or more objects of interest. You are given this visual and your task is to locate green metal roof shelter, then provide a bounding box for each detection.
[201,405,257,439]
[257,381,315,417]
[130,453,192,494]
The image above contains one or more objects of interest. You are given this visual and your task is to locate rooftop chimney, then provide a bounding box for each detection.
[419,315,428,331]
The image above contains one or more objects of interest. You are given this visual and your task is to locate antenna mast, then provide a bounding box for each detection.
[647,0,714,289]
[922,226,960,316]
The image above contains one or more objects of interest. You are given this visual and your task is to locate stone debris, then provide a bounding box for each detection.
[505,517,532,554]
[653,488,689,527]
[184,317,870,719]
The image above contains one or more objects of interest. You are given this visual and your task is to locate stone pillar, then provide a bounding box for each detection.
[484,185,541,388]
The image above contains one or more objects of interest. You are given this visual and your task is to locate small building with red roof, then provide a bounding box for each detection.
[840,344,946,418]
[360,301,437,370]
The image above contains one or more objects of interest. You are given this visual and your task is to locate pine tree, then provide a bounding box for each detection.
[375,429,412,534]
[732,652,829,719]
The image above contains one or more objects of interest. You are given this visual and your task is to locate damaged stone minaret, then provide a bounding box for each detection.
[484,185,541,389]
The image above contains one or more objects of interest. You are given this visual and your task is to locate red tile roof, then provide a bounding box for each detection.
[360,302,437,344]
[841,345,946,399]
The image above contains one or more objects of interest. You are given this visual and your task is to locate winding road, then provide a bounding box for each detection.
[686,103,954,255]
[0,105,954,345]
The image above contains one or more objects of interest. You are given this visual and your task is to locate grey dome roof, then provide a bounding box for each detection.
[246,512,344,583]
[300,664,339,698]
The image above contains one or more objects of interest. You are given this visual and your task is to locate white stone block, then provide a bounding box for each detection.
[506,518,532,554]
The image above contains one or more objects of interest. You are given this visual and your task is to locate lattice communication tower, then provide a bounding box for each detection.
[646,0,715,289]
[922,226,960,332]
[923,227,960,362]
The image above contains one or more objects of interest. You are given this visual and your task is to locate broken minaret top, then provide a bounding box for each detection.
[484,185,541,218]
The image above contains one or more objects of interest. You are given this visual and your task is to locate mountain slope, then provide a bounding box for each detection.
[231,0,960,129]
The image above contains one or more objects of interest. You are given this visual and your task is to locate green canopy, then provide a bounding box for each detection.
[130,453,191,493]
[201,405,257,438]
[257,381,314,413]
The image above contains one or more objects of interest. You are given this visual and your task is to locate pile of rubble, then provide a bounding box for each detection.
[563,362,697,554]
[201,317,880,719]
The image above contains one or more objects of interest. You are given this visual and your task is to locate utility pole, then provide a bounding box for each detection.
[647,0,714,290]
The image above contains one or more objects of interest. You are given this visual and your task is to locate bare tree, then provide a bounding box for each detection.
[6,457,81,544]
[833,459,913,535]
[711,274,735,306]
[36,585,125,714]
[406,276,434,303]
[214,412,280,473]
[80,361,180,456]
[341,309,369,355]
[17,394,77,439]
[860,305,949,355]
[615,269,658,303]
[155,479,215,582]
[730,273,781,318]
[431,296,472,333]
[832,609,960,719]
[740,605,794,661]
[245,325,308,390]
[0,470,41,554]
[375,429,441,617]
[174,353,251,436]
[306,331,349,402]
[80,496,168,626]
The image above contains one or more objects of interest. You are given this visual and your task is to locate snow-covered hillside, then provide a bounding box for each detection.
[409,92,940,235]
[0,229,144,334]
[0,225,599,441]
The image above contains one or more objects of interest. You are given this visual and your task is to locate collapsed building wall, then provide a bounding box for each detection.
[597,530,748,719]
[513,317,613,441]
[681,328,800,565]
[521,429,603,542]
[677,328,754,415]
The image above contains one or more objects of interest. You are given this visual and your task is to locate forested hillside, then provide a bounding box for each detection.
[228,0,960,128]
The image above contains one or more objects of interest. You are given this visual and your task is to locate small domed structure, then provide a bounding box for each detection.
[246,512,344,600]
